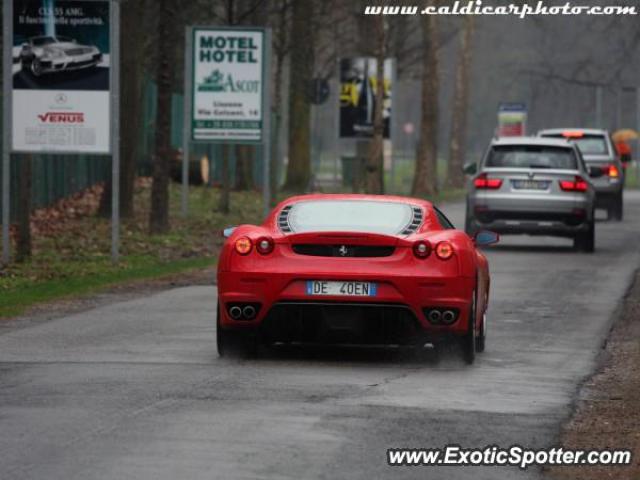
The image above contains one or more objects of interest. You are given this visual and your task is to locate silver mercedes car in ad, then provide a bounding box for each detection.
[538,128,624,221]
[19,35,103,77]
[464,137,601,252]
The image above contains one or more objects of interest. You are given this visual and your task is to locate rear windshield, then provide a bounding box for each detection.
[541,134,608,155]
[286,200,415,234]
[486,145,577,170]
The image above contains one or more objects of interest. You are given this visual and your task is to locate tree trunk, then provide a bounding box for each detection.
[98,0,146,219]
[412,12,439,198]
[447,15,475,189]
[234,144,253,190]
[283,0,314,192]
[16,155,32,262]
[219,144,231,213]
[365,16,385,195]
[270,0,287,206]
[149,0,173,234]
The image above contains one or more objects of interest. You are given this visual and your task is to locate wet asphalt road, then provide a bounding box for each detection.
[1,191,639,480]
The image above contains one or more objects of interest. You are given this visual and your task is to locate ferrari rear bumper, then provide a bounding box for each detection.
[217,271,476,340]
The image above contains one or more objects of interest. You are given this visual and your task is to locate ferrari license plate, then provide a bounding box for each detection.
[512,180,549,190]
[306,280,377,297]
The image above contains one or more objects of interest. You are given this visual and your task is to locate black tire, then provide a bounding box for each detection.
[610,192,623,221]
[463,290,477,365]
[573,221,595,253]
[476,313,486,353]
[30,58,43,77]
[216,303,257,358]
[464,211,477,237]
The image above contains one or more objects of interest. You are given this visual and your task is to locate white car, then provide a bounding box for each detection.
[19,36,102,77]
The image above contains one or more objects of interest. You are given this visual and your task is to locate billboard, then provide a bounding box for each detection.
[190,27,265,143]
[339,57,393,139]
[11,0,111,153]
[497,102,527,137]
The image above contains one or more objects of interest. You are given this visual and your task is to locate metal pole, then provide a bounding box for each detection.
[262,29,272,217]
[181,27,192,218]
[2,0,13,264]
[636,86,640,183]
[110,0,120,264]
[616,88,622,130]
[595,86,603,128]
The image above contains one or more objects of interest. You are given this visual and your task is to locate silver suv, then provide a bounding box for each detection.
[464,137,600,252]
[538,129,624,220]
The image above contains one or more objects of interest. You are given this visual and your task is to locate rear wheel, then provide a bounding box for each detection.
[476,313,486,353]
[573,220,595,253]
[462,290,477,364]
[464,212,477,237]
[216,303,257,358]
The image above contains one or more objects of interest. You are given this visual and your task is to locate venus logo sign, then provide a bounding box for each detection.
[37,112,85,123]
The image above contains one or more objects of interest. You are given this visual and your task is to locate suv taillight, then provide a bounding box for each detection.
[559,176,588,192]
[605,164,620,178]
[474,173,502,189]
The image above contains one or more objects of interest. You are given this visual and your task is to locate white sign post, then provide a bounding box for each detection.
[183,26,271,216]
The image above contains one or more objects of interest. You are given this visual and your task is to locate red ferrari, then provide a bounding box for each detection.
[217,194,498,363]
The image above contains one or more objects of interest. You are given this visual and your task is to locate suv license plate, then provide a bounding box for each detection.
[512,180,549,190]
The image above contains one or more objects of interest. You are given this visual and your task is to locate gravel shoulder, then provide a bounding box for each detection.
[548,269,640,479]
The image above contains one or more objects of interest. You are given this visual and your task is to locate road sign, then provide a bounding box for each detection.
[190,27,266,143]
[497,102,527,137]
[183,26,271,217]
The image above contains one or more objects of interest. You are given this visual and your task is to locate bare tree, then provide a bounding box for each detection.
[99,0,150,219]
[447,15,474,189]
[283,0,314,192]
[149,0,176,233]
[412,11,439,197]
[365,15,385,194]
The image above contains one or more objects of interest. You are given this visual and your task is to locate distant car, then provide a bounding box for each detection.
[217,194,498,364]
[19,35,102,77]
[538,129,624,220]
[464,137,599,252]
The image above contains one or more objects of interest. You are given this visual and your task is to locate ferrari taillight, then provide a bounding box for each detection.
[234,236,252,255]
[256,236,274,255]
[559,176,588,192]
[413,240,432,259]
[474,173,502,189]
[435,241,454,260]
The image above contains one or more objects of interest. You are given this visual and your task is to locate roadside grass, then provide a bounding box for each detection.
[0,181,264,318]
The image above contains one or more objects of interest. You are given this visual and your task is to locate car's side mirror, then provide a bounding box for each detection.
[463,162,477,175]
[588,166,604,178]
[474,230,499,246]
[222,226,237,238]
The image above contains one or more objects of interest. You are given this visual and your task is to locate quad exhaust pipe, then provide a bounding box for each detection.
[228,304,260,320]
[424,308,459,325]
[229,306,243,320]
[441,310,456,324]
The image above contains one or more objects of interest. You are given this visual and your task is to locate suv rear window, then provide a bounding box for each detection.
[486,145,577,170]
[541,134,608,155]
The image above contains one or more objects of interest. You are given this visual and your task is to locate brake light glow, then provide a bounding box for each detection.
[606,164,620,178]
[413,240,432,259]
[256,236,275,255]
[234,236,252,255]
[559,176,588,192]
[435,241,454,260]
[562,130,584,138]
[474,173,502,189]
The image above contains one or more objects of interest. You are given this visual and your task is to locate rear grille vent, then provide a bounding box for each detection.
[292,244,395,257]
[401,207,424,235]
[278,205,293,233]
